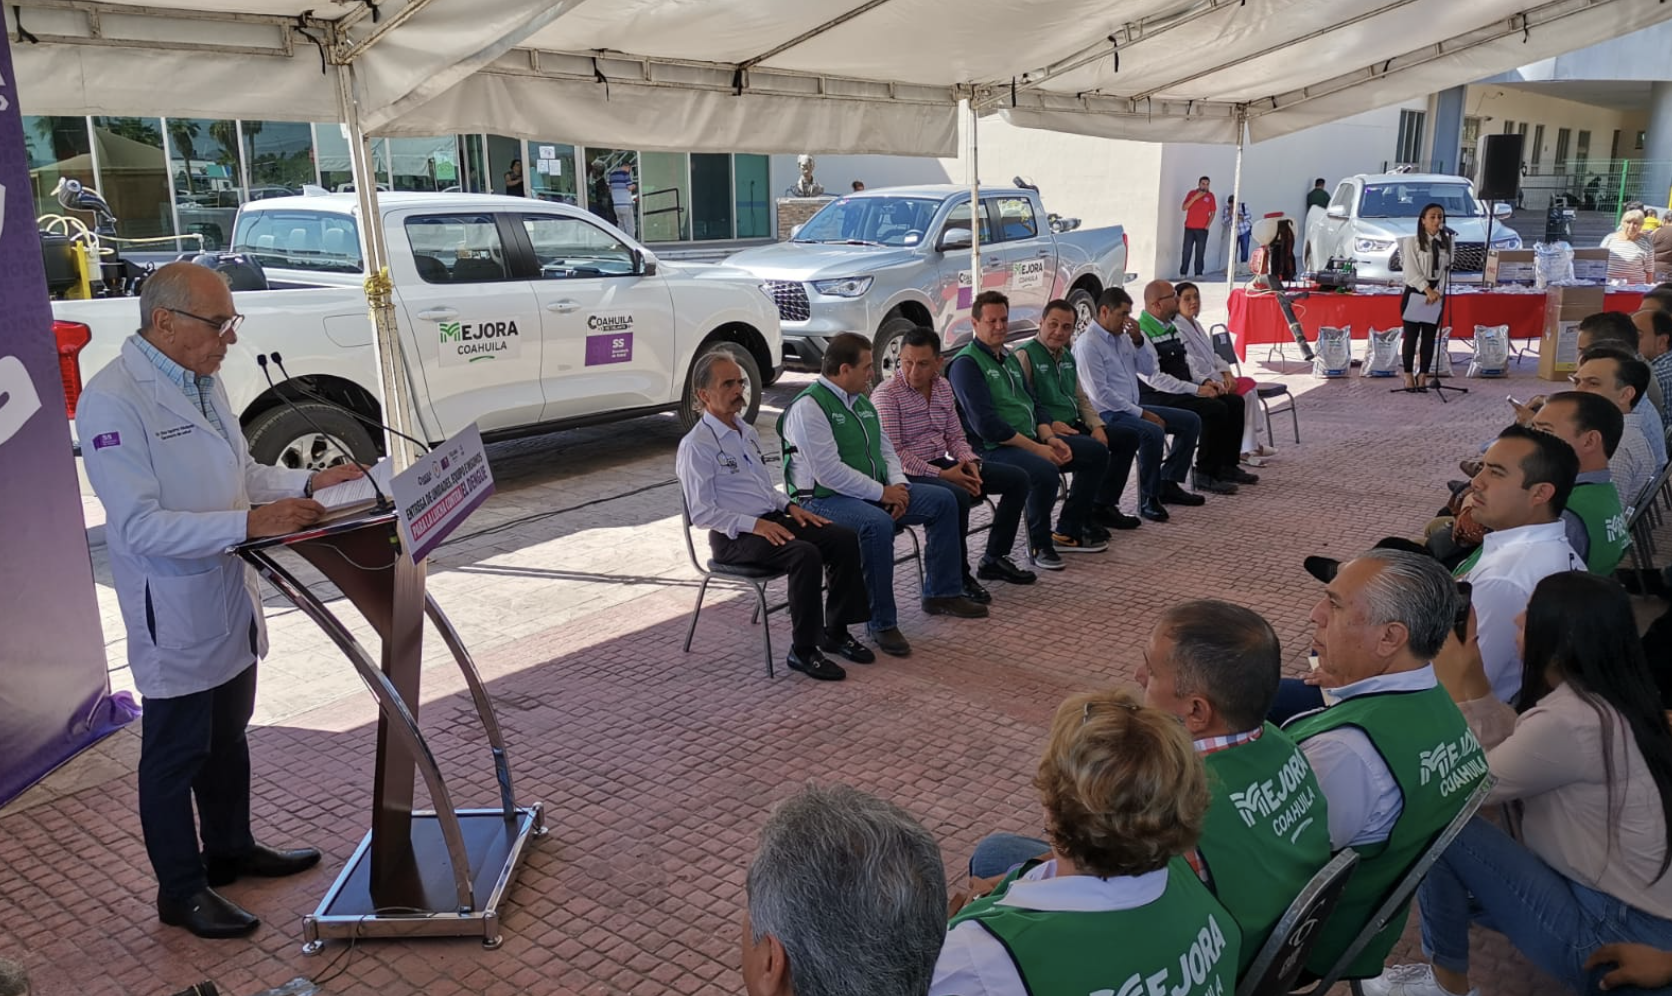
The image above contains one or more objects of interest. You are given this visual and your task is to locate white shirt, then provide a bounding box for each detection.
[780,376,906,501]
[1176,315,1232,383]
[675,411,787,539]
[930,860,1172,996]
[1460,520,1583,702]
[1294,665,1443,850]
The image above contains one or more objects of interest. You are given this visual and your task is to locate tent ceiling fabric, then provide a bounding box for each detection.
[9,0,1672,153]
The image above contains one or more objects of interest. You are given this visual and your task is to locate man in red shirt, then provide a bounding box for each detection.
[1181,176,1217,278]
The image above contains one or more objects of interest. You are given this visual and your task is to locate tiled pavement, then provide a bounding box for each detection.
[1,331,1651,996]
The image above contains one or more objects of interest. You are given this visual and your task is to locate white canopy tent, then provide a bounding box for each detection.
[11,0,1672,461]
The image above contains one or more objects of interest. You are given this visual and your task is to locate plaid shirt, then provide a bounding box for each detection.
[1653,351,1672,430]
[871,374,978,476]
[1182,726,1264,881]
[134,334,230,443]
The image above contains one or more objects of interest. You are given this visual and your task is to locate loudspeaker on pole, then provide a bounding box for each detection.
[1477,133,1524,203]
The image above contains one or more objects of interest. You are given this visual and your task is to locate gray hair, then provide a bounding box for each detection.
[1354,549,1460,660]
[137,261,212,333]
[693,348,739,391]
[747,783,947,996]
[0,957,28,996]
[1157,600,1281,731]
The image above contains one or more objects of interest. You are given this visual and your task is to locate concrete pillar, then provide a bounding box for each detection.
[1642,81,1672,209]
[1430,86,1466,175]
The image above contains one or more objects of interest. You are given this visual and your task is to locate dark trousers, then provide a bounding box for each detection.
[1182,227,1209,275]
[709,512,869,654]
[1101,408,1199,502]
[1075,423,1140,510]
[983,438,1106,551]
[910,457,1031,569]
[1138,389,1244,476]
[139,662,258,900]
[1402,321,1440,374]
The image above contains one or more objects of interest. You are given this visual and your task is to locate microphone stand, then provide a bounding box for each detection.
[1389,229,1468,403]
[268,351,431,454]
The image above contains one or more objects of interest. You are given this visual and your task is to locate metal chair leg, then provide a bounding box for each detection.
[905,526,925,589]
[755,582,775,678]
[751,594,763,625]
[683,576,712,653]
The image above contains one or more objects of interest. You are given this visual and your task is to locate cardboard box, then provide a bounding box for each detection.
[1485,248,1536,285]
[1571,247,1610,284]
[1537,284,1604,380]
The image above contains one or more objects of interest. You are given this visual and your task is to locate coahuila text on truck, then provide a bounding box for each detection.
[439,320,520,360]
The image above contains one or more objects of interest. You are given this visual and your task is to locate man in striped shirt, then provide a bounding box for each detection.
[873,327,1037,600]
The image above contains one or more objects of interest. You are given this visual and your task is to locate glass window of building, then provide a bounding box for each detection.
[527,142,579,205]
[584,148,638,234]
[80,117,173,243]
[519,214,634,278]
[690,153,733,241]
[734,154,771,239]
[387,137,458,192]
[486,135,523,196]
[640,152,690,242]
[244,121,317,197]
[312,124,392,192]
[168,118,246,249]
[24,116,94,225]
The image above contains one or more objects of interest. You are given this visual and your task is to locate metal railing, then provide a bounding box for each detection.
[1514,159,1672,214]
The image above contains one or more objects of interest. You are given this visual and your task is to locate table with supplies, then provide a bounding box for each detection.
[1227,287,1646,359]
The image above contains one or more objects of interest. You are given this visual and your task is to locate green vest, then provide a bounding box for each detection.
[1568,480,1627,574]
[952,341,1038,448]
[1198,724,1333,974]
[949,857,1241,996]
[775,381,886,500]
[1284,684,1487,979]
[1018,339,1082,425]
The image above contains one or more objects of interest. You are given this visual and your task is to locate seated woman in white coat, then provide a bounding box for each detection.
[1174,281,1274,464]
[75,262,363,939]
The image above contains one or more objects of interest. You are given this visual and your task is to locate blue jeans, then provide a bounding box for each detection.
[806,488,961,632]
[910,457,1031,569]
[1100,407,1200,502]
[1182,226,1209,275]
[1419,816,1672,991]
[969,832,1052,879]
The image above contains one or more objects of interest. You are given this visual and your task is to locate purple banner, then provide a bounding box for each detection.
[0,32,136,806]
[585,330,633,365]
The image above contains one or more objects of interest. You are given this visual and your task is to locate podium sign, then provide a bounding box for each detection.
[391,424,494,563]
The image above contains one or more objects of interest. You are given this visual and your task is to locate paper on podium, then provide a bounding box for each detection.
[1402,292,1443,325]
[313,459,396,518]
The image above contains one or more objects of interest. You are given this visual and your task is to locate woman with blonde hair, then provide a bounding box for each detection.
[1602,209,1654,284]
[932,689,1240,996]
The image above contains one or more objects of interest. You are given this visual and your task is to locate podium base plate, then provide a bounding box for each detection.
[301,804,545,953]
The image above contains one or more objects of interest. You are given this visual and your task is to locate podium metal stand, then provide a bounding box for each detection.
[235,509,544,952]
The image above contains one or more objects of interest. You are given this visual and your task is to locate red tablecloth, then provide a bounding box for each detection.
[1227,289,1645,359]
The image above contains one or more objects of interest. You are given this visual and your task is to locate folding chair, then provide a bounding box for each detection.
[1622,460,1672,575]
[1213,324,1300,444]
[679,493,790,678]
[1300,776,1497,996]
[1236,850,1360,996]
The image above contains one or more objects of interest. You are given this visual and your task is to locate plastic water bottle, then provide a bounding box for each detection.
[250,981,319,996]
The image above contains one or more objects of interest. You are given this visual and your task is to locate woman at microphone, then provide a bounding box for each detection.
[1399,203,1451,391]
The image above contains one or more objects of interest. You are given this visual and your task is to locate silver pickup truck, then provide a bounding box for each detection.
[715,185,1129,379]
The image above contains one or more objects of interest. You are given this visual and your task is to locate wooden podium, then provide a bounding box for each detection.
[235,508,544,952]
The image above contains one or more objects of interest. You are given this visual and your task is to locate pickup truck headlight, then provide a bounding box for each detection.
[1491,233,1522,248]
[1354,238,1395,253]
[812,276,874,298]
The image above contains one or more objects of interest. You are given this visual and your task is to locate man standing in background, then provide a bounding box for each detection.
[1306,178,1331,213]
[607,159,637,239]
[1180,176,1216,279]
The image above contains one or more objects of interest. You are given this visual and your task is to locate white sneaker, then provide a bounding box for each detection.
[1360,964,1477,996]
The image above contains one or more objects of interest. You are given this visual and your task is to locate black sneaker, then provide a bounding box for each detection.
[1082,522,1112,544]
[961,573,993,605]
[786,648,846,681]
[1222,466,1260,485]
[1159,481,1205,507]
[1030,546,1065,571]
[1192,471,1238,495]
[820,629,876,664]
[1093,504,1143,530]
[977,556,1037,585]
[1052,531,1109,554]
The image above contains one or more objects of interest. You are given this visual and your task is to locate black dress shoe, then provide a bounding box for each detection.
[157,887,260,939]
[820,630,876,664]
[1093,505,1143,530]
[1083,522,1112,544]
[977,555,1037,585]
[961,574,993,604]
[923,595,990,618]
[1192,471,1238,495]
[1140,499,1171,522]
[787,647,846,680]
[204,843,322,887]
[873,627,913,657]
[1303,556,1341,583]
[1222,466,1260,485]
[1159,482,1206,507]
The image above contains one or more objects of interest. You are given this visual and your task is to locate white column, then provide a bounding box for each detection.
[1642,82,1672,210]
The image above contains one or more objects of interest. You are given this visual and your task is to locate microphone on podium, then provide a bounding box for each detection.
[268,351,431,454]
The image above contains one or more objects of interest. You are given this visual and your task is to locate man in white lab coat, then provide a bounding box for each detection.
[77,262,364,939]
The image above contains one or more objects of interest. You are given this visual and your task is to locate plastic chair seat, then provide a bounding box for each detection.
[1256,383,1291,398]
[705,559,784,580]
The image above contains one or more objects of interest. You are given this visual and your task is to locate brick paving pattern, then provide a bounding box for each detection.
[2,339,1643,996]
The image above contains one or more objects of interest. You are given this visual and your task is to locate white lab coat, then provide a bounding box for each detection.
[77,336,311,699]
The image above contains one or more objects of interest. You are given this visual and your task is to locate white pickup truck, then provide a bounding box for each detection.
[51,193,783,469]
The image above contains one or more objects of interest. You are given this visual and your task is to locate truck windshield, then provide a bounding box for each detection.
[795,197,941,247]
[1358,182,1484,219]
[231,210,364,273]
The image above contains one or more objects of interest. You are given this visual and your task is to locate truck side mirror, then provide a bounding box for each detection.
[938,227,973,252]
[789,224,804,238]
[1493,202,1513,219]
[1326,204,1348,220]
[633,248,657,276]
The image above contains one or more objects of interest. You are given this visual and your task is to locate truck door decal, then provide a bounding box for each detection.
[438,319,522,365]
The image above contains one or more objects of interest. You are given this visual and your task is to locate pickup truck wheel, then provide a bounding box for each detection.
[1067,288,1098,339]
[246,402,378,472]
[680,341,762,430]
[873,316,917,384]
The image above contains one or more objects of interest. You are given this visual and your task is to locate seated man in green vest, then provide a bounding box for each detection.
[1283,549,1487,982]
[934,688,1240,996]
[779,332,987,660]
[1016,299,1143,532]
[1139,599,1332,973]
[1528,391,1629,574]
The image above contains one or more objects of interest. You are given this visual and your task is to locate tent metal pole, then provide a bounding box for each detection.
[969,97,982,316]
[334,59,420,472]
[1225,106,1247,301]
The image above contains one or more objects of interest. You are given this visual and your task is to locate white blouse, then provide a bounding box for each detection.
[1399,233,1451,293]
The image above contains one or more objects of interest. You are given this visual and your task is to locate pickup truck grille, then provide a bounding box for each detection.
[764,280,810,323]
[1390,242,1487,274]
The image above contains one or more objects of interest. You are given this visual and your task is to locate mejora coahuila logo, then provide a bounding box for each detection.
[438,319,521,365]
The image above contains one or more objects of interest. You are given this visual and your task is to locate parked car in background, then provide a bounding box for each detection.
[714,184,1129,380]
[1302,172,1521,283]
